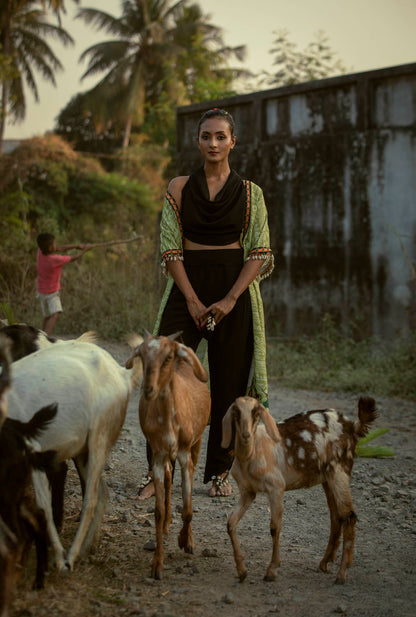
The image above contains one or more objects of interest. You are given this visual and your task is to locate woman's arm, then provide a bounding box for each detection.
[166,260,207,329]
[200,258,263,325]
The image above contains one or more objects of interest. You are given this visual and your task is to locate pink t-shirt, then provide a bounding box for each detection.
[37,249,71,294]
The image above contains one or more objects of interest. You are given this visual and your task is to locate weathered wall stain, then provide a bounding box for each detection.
[176,63,416,338]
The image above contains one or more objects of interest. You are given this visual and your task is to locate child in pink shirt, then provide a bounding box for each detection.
[36,233,91,335]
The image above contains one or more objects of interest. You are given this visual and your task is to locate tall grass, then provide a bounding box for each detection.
[267,315,416,400]
[1,235,165,340]
[3,250,415,402]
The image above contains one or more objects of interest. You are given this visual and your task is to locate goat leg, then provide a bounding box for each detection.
[320,480,344,573]
[227,489,256,582]
[32,470,67,571]
[177,452,194,554]
[151,462,165,580]
[264,490,284,582]
[31,511,49,590]
[80,479,108,556]
[163,461,172,536]
[47,461,68,532]
[335,511,357,584]
[66,446,110,570]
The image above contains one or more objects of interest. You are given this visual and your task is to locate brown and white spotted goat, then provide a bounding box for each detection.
[222,395,377,584]
[127,332,211,580]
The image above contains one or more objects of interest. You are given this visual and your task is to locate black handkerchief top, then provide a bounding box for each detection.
[181,167,245,245]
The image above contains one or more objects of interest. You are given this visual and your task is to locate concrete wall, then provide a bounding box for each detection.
[175,63,416,338]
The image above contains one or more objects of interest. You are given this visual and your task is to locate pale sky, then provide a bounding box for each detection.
[4,0,416,139]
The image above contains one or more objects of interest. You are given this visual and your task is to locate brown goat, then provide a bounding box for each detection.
[129,332,211,579]
[0,404,58,617]
[222,395,377,584]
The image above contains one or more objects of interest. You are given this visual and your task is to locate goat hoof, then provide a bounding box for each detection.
[238,570,248,583]
[151,562,163,580]
[178,531,193,554]
[335,575,346,585]
[263,572,277,582]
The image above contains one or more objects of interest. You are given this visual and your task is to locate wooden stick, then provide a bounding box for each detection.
[88,236,142,249]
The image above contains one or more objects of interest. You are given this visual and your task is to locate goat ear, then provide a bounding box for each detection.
[168,331,183,342]
[222,404,234,449]
[177,344,208,382]
[258,404,281,443]
[125,355,134,369]
[143,328,152,339]
[125,334,143,369]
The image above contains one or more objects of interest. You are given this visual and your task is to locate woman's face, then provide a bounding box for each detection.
[196,117,236,164]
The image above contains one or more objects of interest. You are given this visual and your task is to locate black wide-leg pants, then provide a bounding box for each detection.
[156,248,253,483]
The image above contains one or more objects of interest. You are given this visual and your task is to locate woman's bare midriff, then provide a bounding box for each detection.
[184,239,241,250]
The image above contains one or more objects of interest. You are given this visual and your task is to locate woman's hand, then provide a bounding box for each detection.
[187,297,208,330]
[200,296,237,327]
[200,258,262,328]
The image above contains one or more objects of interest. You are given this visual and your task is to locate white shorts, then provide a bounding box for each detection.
[37,291,63,317]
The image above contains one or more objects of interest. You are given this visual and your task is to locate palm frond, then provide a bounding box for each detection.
[76,8,130,38]
[356,428,395,458]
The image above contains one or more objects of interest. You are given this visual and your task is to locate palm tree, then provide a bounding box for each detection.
[77,0,247,149]
[0,0,74,152]
[40,0,80,26]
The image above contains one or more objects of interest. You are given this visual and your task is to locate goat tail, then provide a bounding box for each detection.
[76,331,97,344]
[355,396,378,438]
[7,403,58,440]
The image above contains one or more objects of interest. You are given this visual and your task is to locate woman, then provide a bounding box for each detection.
[139,108,274,498]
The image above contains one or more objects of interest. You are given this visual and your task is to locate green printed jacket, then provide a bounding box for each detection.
[153,180,274,406]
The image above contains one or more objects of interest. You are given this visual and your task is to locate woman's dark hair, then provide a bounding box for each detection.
[37,232,55,255]
[197,108,235,137]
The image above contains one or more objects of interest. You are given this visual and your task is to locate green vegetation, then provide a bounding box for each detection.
[260,29,348,88]
[0,0,74,147]
[2,2,411,409]
[64,0,246,151]
[0,134,165,338]
[355,428,395,458]
[267,315,416,400]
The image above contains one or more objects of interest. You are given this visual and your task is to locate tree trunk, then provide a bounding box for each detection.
[122,114,132,149]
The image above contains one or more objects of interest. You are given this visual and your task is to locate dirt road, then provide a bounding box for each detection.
[13,340,416,617]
